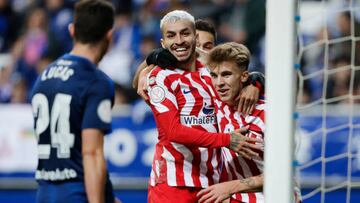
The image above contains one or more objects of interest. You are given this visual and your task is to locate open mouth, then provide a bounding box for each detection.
[217,89,229,97]
[172,47,190,58]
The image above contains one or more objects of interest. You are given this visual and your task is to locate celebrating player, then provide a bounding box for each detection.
[145,10,262,203]
[196,42,265,203]
[31,1,119,203]
[196,42,302,203]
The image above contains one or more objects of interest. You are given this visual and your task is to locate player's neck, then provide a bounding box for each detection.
[177,54,196,72]
[70,43,102,65]
[225,101,235,108]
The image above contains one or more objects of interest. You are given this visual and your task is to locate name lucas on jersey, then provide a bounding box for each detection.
[41,64,74,81]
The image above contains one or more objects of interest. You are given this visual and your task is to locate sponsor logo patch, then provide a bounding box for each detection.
[97,99,112,123]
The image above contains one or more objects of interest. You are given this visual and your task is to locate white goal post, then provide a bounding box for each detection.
[265,0,296,203]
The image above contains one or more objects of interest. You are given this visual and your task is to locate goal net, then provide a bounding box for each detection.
[295,0,360,202]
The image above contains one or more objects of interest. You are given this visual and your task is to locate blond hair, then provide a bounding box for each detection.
[207,42,250,71]
[160,10,195,33]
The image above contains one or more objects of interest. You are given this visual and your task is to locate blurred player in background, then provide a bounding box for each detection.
[145,10,262,203]
[194,19,216,64]
[31,0,120,203]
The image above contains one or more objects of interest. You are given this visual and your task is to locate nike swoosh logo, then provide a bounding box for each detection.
[183,89,191,94]
[202,107,214,115]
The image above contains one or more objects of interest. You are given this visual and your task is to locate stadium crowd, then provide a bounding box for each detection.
[0,0,359,106]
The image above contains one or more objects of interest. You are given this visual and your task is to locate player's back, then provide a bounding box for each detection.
[31,54,115,202]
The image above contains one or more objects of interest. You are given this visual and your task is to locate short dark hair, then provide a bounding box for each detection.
[195,19,217,43]
[74,0,115,44]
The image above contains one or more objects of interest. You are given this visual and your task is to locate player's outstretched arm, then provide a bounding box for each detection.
[235,72,265,115]
[82,129,107,203]
[197,174,263,203]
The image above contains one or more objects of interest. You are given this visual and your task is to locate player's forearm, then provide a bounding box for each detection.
[247,72,265,95]
[132,60,147,89]
[233,174,263,193]
[156,111,230,147]
[169,123,230,147]
[83,149,106,203]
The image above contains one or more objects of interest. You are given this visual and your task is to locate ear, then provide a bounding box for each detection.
[240,71,249,83]
[160,38,165,48]
[195,32,200,47]
[106,28,114,41]
[68,23,75,37]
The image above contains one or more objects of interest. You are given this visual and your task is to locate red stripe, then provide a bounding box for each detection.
[231,151,245,179]
[248,192,257,203]
[243,158,261,177]
[205,149,214,185]
[190,147,201,186]
[164,144,186,186]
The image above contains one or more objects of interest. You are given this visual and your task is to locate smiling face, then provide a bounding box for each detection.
[210,61,248,106]
[161,20,197,65]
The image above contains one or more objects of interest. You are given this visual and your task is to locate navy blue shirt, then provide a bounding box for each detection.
[31,54,114,182]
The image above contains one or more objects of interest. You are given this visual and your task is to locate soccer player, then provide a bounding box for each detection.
[196,42,302,203]
[145,10,262,203]
[31,1,119,203]
[196,42,265,203]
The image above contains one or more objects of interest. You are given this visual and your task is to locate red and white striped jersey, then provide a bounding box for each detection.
[215,99,265,203]
[146,61,230,188]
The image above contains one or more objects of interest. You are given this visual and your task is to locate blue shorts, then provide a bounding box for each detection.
[36,180,115,203]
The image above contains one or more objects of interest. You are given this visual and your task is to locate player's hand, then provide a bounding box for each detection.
[197,181,235,203]
[137,64,155,100]
[235,84,259,115]
[146,48,178,69]
[229,127,263,159]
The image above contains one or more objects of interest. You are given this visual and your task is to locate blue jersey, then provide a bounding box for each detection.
[31,54,114,183]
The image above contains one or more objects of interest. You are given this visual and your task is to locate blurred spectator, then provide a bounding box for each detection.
[99,9,141,87]
[0,54,12,102]
[10,75,27,103]
[218,0,265,62]
[12,7,48,93]
[326,54,352,103]
[131,35,158,80]
[331,11,360,66]
[44,0,73,56]
[0,0,21,52]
